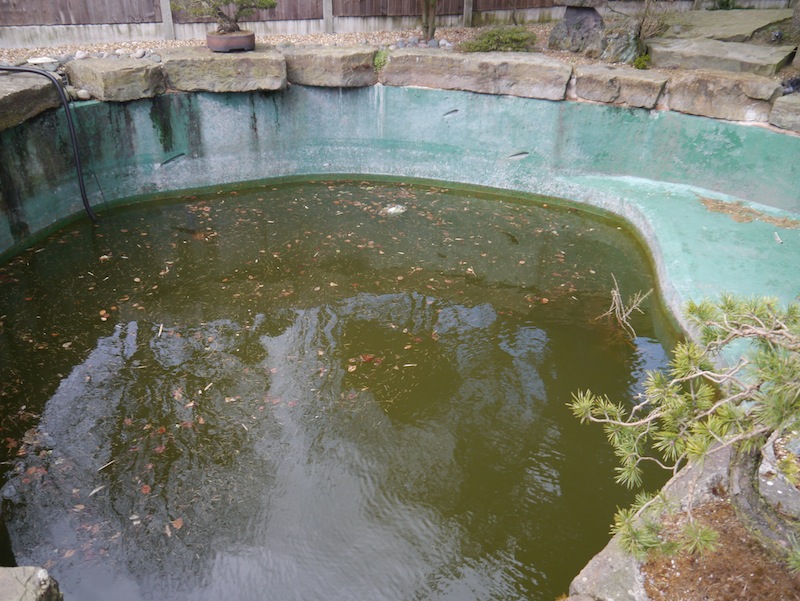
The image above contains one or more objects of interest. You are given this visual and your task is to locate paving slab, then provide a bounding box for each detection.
[660,8,793,42]
[574,64,667,108]
[64,57,165,101]
[769,93,800,133]
[281,47,377,87]
[647,37,796,76]
[0,72,60,131]
[160,46,286,93]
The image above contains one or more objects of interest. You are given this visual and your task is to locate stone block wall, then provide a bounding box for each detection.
[3,45,800,133]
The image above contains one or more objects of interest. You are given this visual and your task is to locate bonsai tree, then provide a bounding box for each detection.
[171,0,277,34]
[570,294,800,567]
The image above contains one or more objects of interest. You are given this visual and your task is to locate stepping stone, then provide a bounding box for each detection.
[647,37,796,76]
[660,8,793,42]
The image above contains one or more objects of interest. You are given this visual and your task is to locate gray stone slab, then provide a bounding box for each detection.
[380,49,572,101]
[281,47,377,87]
[769,94,800,133]
[661,8,793,42]
[0,566,62,601]
[0,72,60,131]
[575,64,667,108]
[647,37,796,76]
[64,57,165,101]
[666,69,782,122]
[569,447,732,601]
[160,46,286,93]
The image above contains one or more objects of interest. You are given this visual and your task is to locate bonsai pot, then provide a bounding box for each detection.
[206,30,256,52]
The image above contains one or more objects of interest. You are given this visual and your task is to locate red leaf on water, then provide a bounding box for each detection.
[360,354,374,363]
[141,484,151,494]
[171,517,184,530]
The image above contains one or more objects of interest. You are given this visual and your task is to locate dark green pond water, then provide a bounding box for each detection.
[0,179,674,600]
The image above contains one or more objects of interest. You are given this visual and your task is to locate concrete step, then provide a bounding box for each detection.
[646,37,797,76]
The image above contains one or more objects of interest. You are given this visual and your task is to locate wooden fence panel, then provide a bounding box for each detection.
[173,0,322,23]
[333,0,463,17]
[474,0,554,10]
[0,0,161,26]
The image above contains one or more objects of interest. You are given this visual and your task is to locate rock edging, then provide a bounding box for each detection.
[2,45,799,135]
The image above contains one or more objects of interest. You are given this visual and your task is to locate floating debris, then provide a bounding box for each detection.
[380,204,407,216]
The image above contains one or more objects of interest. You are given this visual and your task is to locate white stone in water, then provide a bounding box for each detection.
[381,204,407,216]
[133,49,146,59]
[75,50,89,60]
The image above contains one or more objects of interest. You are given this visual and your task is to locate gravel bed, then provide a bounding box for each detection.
[0,24,564,65]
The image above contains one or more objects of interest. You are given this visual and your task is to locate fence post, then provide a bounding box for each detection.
[323,0,334,33]
[160,0,176,39]
[462,0,473,27]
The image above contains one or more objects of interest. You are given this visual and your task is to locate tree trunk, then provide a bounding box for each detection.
[214,7,241,34]
[421,0,437,41]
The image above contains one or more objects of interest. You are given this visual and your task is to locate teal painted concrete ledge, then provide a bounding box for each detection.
[0,85,798,333]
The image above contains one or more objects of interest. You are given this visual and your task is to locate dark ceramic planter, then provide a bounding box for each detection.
[206,30,256,52]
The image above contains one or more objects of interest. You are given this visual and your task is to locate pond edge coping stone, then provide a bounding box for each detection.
[1,46,799,134]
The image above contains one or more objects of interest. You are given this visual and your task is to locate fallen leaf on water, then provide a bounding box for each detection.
[171,517,184,530]
[141,484,151,494]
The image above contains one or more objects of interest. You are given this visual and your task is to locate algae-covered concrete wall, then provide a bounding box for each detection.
[2,85,797,240]
[1,84,799,324]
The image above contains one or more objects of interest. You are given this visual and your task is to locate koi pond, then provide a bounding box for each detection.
[0,179,674,600]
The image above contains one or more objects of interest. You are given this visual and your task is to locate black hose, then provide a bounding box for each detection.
[0,65,98,222]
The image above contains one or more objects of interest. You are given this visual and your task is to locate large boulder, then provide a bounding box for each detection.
[379,49,572,101]
[769,93,800,134]
[600,17,645,64]
[548,6,605,58]
[281,47,377,87]
[0,72,60,131]
[574,65,667,109]
[64,58,164,102]
[159,46,286,93]
[666,70,783,122]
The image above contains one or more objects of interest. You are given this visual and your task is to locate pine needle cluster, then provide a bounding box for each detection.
[571,295,800,558]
